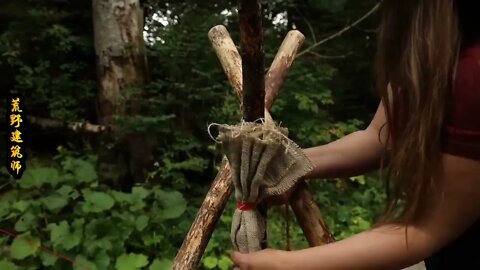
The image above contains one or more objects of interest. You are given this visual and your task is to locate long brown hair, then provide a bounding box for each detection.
[376,0,460,223]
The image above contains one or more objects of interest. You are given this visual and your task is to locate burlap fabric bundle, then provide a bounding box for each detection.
[214,118,313,253]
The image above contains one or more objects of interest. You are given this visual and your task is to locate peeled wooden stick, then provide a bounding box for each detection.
[172,161,232,270]
[208,25,242,98]
[265,30,305,109]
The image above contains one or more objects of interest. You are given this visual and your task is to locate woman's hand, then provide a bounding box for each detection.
[231,249,291,270]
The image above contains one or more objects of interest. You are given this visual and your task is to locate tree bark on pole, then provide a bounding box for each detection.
[290,181,335,246]
[238,0,267,249]
[239,0,265,122]
[92,0,152,189]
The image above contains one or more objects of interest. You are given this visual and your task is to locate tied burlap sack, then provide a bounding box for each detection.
[214,117,313,253]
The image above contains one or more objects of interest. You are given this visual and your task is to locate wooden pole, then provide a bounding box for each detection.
[239,0,265,122]
[290,181,335,246]
[238,0,267,249]
[208,26,243,98]
[172,161,232,270]
[265,30,305,110]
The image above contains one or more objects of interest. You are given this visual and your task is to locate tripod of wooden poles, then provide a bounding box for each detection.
[173,1,335,269]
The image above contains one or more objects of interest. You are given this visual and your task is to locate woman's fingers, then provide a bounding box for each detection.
[231,251,249,269]
[230,249,288,270]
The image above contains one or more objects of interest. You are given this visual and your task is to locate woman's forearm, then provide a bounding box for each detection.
[286,223,434,270]
[304,128,386,179]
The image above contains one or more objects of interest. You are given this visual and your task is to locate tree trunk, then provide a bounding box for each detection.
[92,0,151,189]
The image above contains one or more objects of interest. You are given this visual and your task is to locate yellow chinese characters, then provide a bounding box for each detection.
[10,114,23,128]
[10,130,23,143]
[10,161,22,175]
[10,145,23,159]
[11,98,23,112]
[7,96,26,179]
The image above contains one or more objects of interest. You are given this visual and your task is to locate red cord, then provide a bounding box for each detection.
[237,201,255,211]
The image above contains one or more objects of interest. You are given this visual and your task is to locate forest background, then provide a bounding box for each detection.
[0,0,385,269]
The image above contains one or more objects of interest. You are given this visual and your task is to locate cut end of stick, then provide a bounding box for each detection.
[208,25,228,39]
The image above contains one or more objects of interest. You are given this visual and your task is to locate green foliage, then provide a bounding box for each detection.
[10,234,40,259]
[0,154,188,269]
[0,260,18,270]
[115,253,149,270]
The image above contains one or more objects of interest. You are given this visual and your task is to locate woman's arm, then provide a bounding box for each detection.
[304,102,389,179]
[232,154,480,270]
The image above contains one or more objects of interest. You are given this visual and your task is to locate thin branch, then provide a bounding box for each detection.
[296,2,380,59]
[294,7,317,43]
[28,116,107,133]
[354,25,378,33]
[0,180,14,191]
[0,106,107,133]
[304,17,317,44]
[308,51,353,59]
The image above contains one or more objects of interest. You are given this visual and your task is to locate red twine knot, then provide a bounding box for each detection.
[237,201,255,211]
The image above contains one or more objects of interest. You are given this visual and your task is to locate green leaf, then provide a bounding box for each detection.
[57,185,79,199]
[62,157,97,182]
[0,261,18,270]
[40,251,58,266]
[12,200,30,212]
[85,238,113,255]
[14,212,37,232]
[155,190,187,220]
[132,187,149,200]
[10,234,40,259]
[115,253,149,270]
[0,191,17,218]
[135,215,149,231]
[48,219,83,250]
[19,167,61,189]
[203,256,217,269]
[149,259,172,270]
[141,232,163,246]
[41,195,68,211]
[82,191,115,213]
[56,184,74,195]
[74,255,98,270]
[218,256,232,270]
[111,191,133,204]
[94,250,111,269]
[73,159,97,182]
